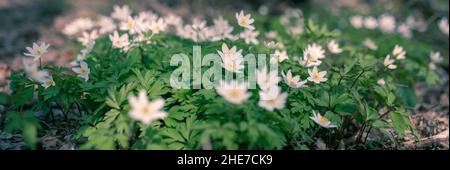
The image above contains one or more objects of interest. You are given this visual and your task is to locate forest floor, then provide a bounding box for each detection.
[0,0,448,150]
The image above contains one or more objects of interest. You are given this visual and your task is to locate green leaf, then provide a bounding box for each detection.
[13,87,34,107]
[0,92,8,105]
[396,87,417,108]
[386,93,396,106]
[162,129,186,143]
[22,122,39,150]
[148,81,169,98]
[389,109,416,138]
[4,111,21,133]
[105,90,120,110]
[315,91,329,108]
[324,111,341,126]
[115,134,129,148]
[365,107,379,121]
[42,86,60,100]
[372,120,389,128]
[335,103,357,116]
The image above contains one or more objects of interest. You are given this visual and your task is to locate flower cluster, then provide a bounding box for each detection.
[55,5,445,134]
[6,1,446,150]
[22,42,55,89]
[428,52,443,70]
[350,14,434,39]
[383,45,406,70]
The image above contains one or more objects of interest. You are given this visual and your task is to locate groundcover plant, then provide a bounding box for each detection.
[0,0,448,150]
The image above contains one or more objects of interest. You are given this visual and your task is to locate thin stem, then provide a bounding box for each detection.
[351,69,366,88]
[337,73,344,86]
[328,89,332,109]
[339,116,348,139]
[39,57,43,69]
[106,43,112,57]
[356,121,367,145]
[75,102,83,117]
[363,126,373,144]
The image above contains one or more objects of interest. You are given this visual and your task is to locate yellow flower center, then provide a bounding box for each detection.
[312,73,320,81]
[318,117,330,125]
[154,24,161,31]
[80,68,87,74]
[239,19,248,26]
[224,51,234,57]
[127,20,135,29]
[228,90,243,99]
[267,99,276,104]
[393,51,400,57]
[46,79,53,85]
[139,106,150,115]
[288,78,295,85]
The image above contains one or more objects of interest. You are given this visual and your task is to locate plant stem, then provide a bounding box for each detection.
[351,69,366,88]
[39,57,43,69]
[355,120,366,144]
[337,73,344,86]
[363,126,373,144]
[75,102,83,117]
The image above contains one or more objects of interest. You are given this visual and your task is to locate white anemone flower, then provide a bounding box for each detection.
[240,29,259,45]
[211,16,235,41]
[120,16,141,34]
[430,52,443,63]
[301,43,325,67]
[22,59,49,83]
[327,40,343,54]
[274,50,289,62]
[310,111,337,128]
[379,15,396,34]
[377,79,386,86]
[363,38,378,50]
[109,31,130,50]
[41,76,56,89]
[111,5,131,21]
[222,57,245,73]
[392,45,406,60]
[383,55,397,70]
[128,90,168,125]
[217,43,243,60]
[78,30,99,47]
[256,67,280,90]
[438,18,449,35]
[258,85,288,112]
[235,10,255,30]
[72,61,90,82]
[350,15,363,29]
[97,16,117,35]
[398,23,412,39]
[364,16,378,30]
[149,18,167,34]
[282,70,307,88]
[24,42,50,61]
[215,80,251,105]
[264,41,279,49]
[307,67,327,84]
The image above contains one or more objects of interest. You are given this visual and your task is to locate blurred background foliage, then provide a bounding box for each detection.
[0,0,448,150]
[1,0,448,62]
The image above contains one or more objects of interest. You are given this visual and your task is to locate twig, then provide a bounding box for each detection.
[363,126,373,144]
